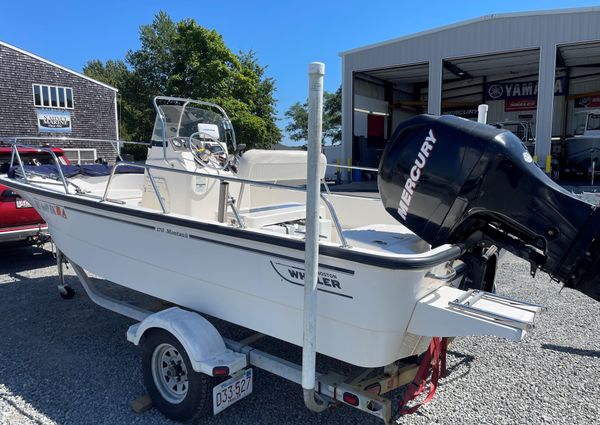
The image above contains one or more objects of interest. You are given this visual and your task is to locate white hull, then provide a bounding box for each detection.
[30,190,445,367]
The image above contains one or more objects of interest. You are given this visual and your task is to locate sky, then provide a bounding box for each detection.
[1,0,598,143]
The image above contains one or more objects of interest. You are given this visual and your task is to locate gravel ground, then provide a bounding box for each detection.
[0,244,599,425]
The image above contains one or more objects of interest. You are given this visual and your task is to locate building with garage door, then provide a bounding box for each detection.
[0,40,119,163]
[332,7,600,180]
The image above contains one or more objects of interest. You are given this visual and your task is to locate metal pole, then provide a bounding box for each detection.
[217,181,229,223]
[57,249,64,288]
[113,92,120,155]
[477,104,488,124]
[302,62,328,413]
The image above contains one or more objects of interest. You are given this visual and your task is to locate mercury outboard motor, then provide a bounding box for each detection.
[379,114,600,301]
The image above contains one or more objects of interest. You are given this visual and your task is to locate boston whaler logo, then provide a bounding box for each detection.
[270,260,353,299]
[398,129,437,221]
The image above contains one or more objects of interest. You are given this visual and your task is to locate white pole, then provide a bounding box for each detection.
[302,62,327,412]
[477,104,488,124]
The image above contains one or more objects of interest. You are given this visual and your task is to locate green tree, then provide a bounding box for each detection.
[83,59,143,142]
[84,11,281,152]
[284,86,342,145]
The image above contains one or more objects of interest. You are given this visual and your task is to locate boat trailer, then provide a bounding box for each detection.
[55,248,543,424]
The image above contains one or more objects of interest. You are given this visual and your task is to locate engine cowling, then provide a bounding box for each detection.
[378,114,600,301]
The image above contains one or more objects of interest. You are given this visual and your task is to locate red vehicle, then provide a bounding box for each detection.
[0,146,69,244]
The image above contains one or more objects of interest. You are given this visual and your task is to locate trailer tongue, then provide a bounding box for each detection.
[379,114,600,301]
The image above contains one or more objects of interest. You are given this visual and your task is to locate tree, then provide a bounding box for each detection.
[284,86,342,145]
[84,11,281,153]
[83,59,145,143]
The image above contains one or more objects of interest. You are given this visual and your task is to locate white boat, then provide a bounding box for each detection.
[566,109,600,177]
[4,89,586,423]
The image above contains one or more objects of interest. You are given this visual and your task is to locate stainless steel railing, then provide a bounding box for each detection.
[6,138,349,248]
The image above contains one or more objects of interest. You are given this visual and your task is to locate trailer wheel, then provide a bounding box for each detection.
[58,285,75,300]
[142,329,212,422]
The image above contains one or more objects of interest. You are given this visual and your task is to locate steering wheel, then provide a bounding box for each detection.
[188,131,229,170]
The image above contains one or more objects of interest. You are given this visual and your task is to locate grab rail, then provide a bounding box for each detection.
[325,163,379,173]
[6,138,349,248]
[7,136,152,162]
[103,160,350,247]
[8,143,71,194]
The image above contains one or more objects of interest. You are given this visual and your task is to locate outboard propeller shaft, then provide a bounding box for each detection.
[378,114,600,301]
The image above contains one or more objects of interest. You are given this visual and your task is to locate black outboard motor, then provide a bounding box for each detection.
[378,114,600,301]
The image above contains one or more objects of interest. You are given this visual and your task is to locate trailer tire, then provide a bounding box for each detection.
[142,329,212,422]
[58,285,75,300]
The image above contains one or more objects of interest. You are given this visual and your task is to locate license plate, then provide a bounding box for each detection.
[212,369,253,415]
[16,198,32,209]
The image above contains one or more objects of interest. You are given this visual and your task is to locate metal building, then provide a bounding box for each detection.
[333,7,600,179]
[0,40,119,163]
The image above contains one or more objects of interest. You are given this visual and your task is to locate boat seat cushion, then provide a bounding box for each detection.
[234,202,325,228]
[236,149,327,182]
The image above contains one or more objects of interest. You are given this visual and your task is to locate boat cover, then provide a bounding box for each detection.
[7,164,145,179]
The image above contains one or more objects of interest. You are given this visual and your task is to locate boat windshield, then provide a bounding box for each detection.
[587,114,600,131]
[151,98,236,150]
[491,122,534,143]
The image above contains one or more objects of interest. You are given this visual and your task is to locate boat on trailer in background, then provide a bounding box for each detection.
[2,65,600,423]
[566,109,600,180]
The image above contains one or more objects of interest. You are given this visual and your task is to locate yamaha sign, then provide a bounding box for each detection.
[485,77,567,101]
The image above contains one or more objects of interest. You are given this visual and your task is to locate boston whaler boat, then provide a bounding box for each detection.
[2,64,600,423]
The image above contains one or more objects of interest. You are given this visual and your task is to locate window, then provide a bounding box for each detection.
[58,88,65,108]
[33,84,74,109]
[41,86,49,107]
[50,86,58,107]
[65,88,73,108]
[33,85,41,105]
[62,148,97,165]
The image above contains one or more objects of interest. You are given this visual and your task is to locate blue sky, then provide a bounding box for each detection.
[1,1,598,142]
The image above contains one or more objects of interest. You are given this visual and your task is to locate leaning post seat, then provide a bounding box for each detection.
[234,150,327,228]
[236,149,327,182]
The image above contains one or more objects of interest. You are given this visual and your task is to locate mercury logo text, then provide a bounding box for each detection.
[398,129,437,220]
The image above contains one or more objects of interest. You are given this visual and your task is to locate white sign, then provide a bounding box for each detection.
[37,109,71,133]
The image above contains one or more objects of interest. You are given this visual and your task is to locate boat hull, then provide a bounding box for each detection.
[25,189,449,368]
[566,136,600,173]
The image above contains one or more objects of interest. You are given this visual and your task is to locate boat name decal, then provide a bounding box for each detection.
[34,200,67,219]
[398,129,437,221]
[156,226,189,238]
[270,261,353,299]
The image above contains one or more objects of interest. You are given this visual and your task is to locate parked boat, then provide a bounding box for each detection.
[566,110,600,177]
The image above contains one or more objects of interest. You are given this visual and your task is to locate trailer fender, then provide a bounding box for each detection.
[126,307,246,376]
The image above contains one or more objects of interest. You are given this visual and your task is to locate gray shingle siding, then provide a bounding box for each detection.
[0,43,118,160]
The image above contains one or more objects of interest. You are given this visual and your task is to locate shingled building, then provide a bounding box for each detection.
[0,40,119,163]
